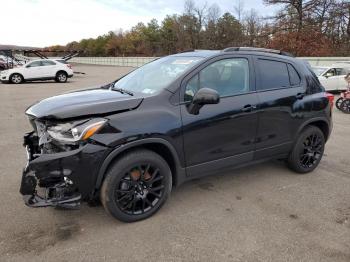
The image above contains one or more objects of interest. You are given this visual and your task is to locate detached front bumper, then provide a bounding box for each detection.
[20,132,109,208]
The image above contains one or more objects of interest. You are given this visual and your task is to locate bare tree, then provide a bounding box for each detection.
[234,0,245,21]
[207,3,221,23]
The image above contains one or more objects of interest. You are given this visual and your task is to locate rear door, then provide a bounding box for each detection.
[40,60,57,78]
[180,55,259,177]
[253,56,309,159]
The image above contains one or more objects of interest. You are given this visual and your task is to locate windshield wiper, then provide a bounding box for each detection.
[111,86,134,96]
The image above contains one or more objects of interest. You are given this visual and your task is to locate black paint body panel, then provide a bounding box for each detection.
[21,50,332,201]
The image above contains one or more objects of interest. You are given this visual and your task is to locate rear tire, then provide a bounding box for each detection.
[287,126,325,174]
[55,71,67,83]
[10,73,23,84]
[100,149,172,222]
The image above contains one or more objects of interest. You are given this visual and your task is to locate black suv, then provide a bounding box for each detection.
[21,47,333,222]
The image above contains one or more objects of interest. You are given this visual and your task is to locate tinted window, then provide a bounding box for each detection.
[42,60,56,66]
[185,58,250,101]
[324,68,336,77]
[27,61,42,67]
[287,64,301,86]
[258,59,289,90]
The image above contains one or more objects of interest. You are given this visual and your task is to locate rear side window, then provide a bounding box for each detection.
[26,61,42,67]
[257,59,290,90]
[42,60,56,66]
[287,64,301,86]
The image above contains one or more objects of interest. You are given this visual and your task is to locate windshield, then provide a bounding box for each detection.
[312,67,327,76]
[113,56,203,94]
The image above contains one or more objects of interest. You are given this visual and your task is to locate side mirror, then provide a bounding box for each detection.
[188,88,220,115]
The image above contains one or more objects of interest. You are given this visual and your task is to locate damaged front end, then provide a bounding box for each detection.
[20,117,110,209]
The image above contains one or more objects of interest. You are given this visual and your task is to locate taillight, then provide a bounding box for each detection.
[67,64,72,69]
[325,92,334,109]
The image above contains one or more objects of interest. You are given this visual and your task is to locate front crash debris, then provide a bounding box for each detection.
[21,132,81,209]
[20,130,109,209]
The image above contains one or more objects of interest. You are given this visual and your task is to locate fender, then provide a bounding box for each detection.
[93,137,187,195]
[294,116,331,142]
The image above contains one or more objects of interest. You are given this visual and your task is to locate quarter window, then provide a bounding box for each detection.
[257,59,290,90]
[26,61,42,67]
[185,58,250,101]
[287,64,301,86]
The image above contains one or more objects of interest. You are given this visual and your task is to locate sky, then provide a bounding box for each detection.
[1,0,279,47]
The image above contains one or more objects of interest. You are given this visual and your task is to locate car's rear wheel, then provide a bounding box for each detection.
[55,71,67,83]
[10,73,23,84]
[101,149,172,222]
[287,126,325,173]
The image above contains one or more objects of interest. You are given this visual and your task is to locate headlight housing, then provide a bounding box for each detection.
[47,118,107,143]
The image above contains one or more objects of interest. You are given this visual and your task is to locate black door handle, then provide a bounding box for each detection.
[241,104,256,112]
[296,93,305,99]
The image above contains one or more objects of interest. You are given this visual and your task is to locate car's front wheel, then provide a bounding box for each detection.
[10,73,23,84]
[287,126,325,173]
[101,149,172,222]
[55,71,67,83]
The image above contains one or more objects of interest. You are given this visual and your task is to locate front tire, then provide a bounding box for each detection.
[55,71,67,83]
[287,126,325,174]
[10,73,23,84]
[101,149,172,222]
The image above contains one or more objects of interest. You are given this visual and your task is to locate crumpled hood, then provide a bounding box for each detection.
[26,88,143,119]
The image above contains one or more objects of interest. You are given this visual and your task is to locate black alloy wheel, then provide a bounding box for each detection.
[299,133,323,169]
[115,164,165,215]
[101,149,172,222]
[287,126,325,173]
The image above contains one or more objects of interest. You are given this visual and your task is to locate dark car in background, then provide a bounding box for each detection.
[20,47,333,222]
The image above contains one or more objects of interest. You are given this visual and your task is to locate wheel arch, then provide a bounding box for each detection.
[56,70,68,77]
[9,72,24,80]
[296,118,330,142]
[93,138,186,198]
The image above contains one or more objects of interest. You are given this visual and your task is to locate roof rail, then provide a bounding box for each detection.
[222,47,294,57]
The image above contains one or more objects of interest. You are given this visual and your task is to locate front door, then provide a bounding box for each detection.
[23,61,42,79]
[180,56,259,177]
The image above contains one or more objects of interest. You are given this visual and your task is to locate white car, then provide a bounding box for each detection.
[312,63,350,91]
[0,59,73,84]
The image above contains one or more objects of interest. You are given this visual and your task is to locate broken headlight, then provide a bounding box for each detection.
[47,118,107,143]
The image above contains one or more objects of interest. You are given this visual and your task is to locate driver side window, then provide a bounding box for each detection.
[185,58,250,102]
[324,68,337,77]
